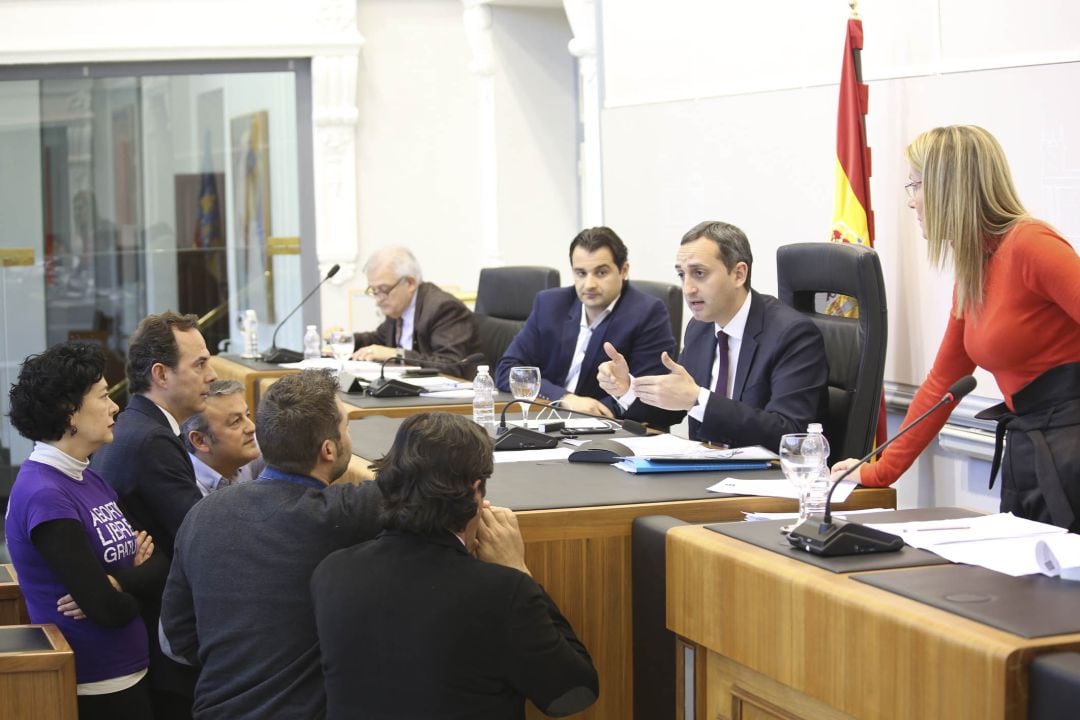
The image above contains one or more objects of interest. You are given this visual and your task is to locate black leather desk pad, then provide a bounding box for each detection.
[217,354,286,372]
[854,564,1080,638]
[349,415,784,512]
[705,507,983,573]
[0,566,12,583]
[340,390,514,410]
[0,627,52,654]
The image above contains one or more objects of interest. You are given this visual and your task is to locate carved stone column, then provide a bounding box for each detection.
[462,0,501,266]
[564,0,603,227]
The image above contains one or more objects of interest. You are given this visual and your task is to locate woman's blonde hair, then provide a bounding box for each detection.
[905,125,1028,317]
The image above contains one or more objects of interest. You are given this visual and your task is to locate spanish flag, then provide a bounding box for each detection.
[827,15,887,446]
[828,17,873,263]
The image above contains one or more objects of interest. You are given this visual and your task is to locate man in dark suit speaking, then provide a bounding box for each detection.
[496,227,675,424]
[351,246,480,378]
[599,221,827,450]
[311,412,599,720]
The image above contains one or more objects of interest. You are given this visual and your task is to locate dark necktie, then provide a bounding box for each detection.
[714,330,729,398]
[393,319,402,348]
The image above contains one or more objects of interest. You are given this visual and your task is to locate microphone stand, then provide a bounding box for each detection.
[494,399,648,451]
[262,263,340,364]
[366,357,424,398]
[787,376,977,556]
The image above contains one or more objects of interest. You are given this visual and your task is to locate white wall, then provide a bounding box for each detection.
[336,0,579,334]
[491,4,578,270]
[599,0,1080,508]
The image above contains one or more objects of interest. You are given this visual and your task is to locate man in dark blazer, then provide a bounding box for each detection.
[311,412,599,720]
[351,246,480,377]
[90,310,217,719]
[496,227,675,425]
[599,221,827,450]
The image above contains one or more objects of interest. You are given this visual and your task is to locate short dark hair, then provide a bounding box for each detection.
[9,343,106,442]
[569,226,628,269]
[681,220,754,288]
[127,311,200,394]
[256,370,342,476]
[180,379,244,453]
[373,412,494,534]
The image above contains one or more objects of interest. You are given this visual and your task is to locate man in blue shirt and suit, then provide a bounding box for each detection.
[599,220,827,450]
[496,227,676,426]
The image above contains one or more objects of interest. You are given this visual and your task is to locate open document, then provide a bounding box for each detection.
[866,513,1080,578]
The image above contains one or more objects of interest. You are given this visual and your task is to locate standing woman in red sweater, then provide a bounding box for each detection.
[834,125,1080,528]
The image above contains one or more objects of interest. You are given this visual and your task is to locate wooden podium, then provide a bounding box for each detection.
[667,524,1080,720]
[0,624,77,720]
[0,564,29,626]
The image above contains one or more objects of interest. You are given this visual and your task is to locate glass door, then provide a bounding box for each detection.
[0,62,309,501]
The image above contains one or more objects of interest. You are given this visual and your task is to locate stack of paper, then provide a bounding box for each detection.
[866,513,1079,578]
[707,476,858,502]
[613,443,779,474]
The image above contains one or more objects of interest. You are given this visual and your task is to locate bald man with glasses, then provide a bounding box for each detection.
[352,246,481,378]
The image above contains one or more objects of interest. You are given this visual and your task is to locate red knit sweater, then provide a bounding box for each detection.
[861,221,1080,487]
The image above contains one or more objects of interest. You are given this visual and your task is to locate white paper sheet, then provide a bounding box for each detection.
[493,448,574,464]
[865,513,1071,577]
[707,477,857,502]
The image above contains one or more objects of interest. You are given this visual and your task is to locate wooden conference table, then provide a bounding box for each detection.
[210,353,514,420]
[667,512,1080,720]
[346,416,897,720]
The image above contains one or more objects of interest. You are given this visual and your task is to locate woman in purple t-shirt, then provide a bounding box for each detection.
[5,343,168,719]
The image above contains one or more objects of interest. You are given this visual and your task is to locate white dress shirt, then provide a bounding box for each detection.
[563,295,619,395]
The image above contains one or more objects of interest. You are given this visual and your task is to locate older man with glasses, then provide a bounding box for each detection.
[351,246,481,378]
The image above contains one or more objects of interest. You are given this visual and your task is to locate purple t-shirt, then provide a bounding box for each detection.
[4,460,148,683]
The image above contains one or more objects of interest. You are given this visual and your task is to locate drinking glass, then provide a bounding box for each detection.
[328,331,354,371]
[508,366,541,427]
[778,433,828,526]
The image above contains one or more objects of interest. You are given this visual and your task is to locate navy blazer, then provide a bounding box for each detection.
[678,290,828,450]
[91,394,201,556]
[496,282,676,425]
[89,392,201,698]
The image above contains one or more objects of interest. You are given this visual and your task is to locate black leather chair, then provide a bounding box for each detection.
[777,242,888,464]
[1030,652,1080,719]
[473,266,560,367]
[631,280,683,356]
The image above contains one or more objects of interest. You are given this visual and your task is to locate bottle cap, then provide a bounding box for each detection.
[807,422,823,434]
[477,365,489,372]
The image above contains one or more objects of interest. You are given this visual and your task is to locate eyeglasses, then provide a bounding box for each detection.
[364,277,406,298]
[904,181,923,199]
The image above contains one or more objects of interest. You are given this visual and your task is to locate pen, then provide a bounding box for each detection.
[905,525,970,532]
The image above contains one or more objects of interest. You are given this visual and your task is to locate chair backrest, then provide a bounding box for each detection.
[631,280,683,356]
[474,265,561,367]
[776,242,887,464]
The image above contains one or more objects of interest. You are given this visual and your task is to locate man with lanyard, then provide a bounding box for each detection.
[160,370,381,719]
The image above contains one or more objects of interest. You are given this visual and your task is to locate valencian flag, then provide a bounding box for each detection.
[826,13,887,446]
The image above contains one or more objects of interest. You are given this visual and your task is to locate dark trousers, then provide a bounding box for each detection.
[77,675,153,720]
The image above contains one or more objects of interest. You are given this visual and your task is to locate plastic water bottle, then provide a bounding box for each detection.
[303,325,321,360]
[241,309,259,358]
[802,423,832,518]
[472,364,496,431]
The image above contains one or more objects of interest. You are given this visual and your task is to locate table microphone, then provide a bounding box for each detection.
[261,263,341,364]
[367,357,423,397]
[494,399,648,452]
[786,375,977,557]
